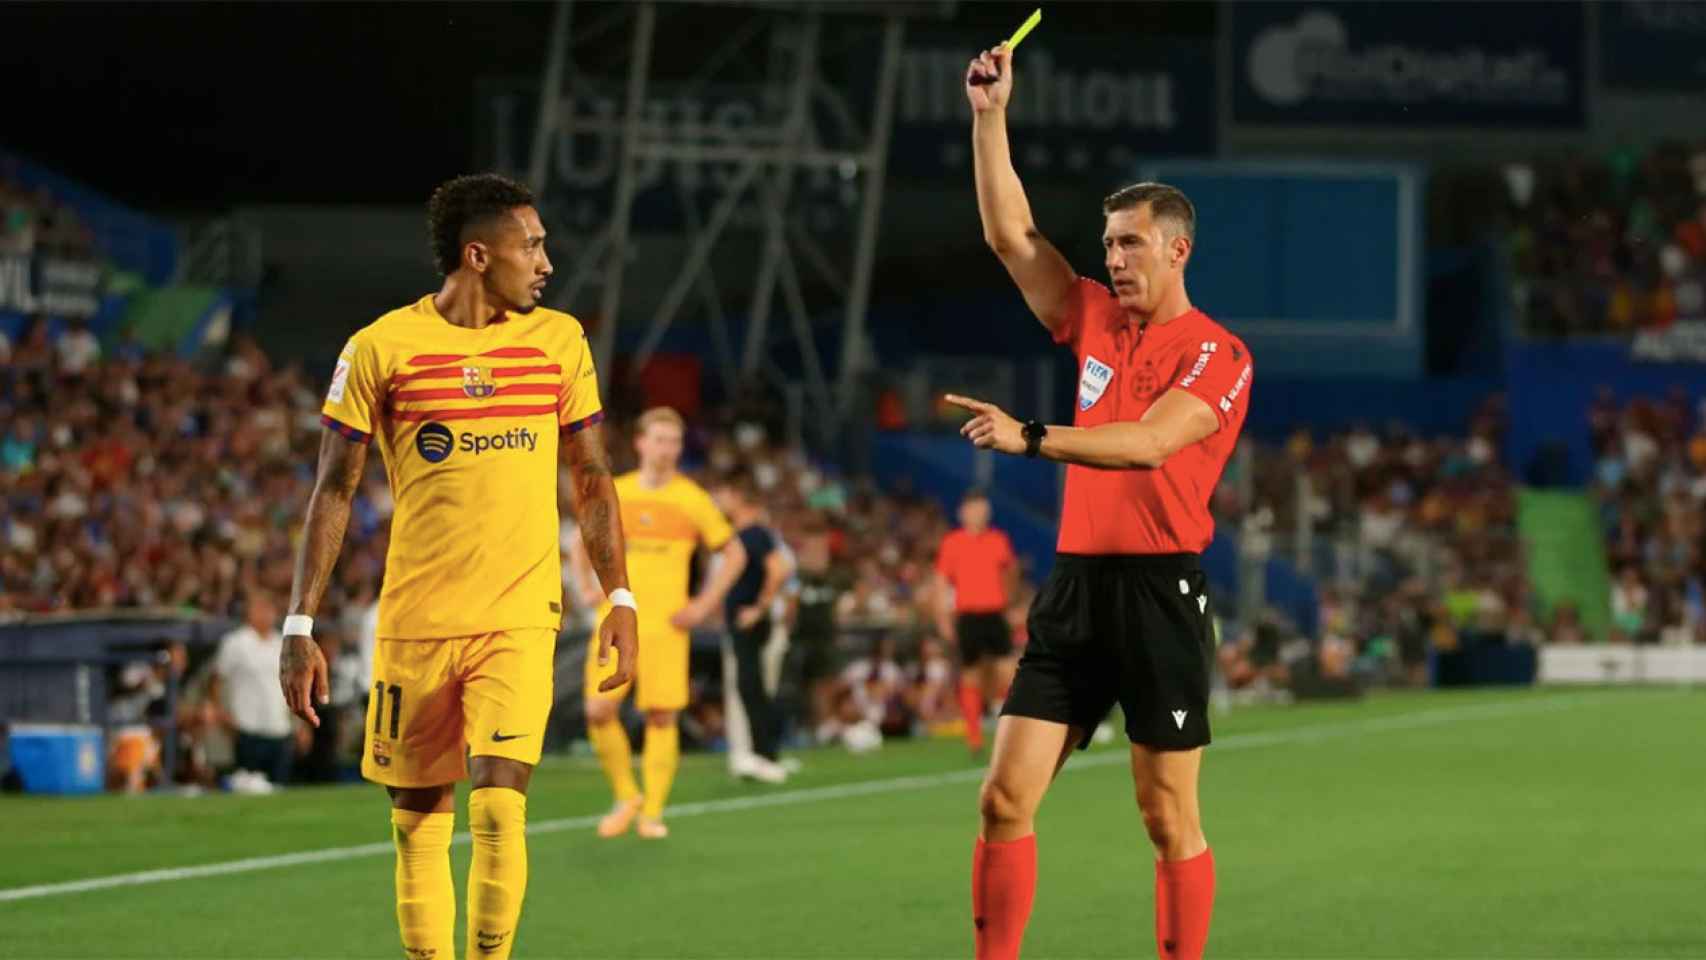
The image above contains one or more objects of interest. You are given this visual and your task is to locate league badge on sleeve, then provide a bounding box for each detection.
[326,356,351,404]
[1079,355,1113,411]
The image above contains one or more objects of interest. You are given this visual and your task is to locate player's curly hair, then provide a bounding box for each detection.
[1102,182,1196,242]
[426,173,537,276]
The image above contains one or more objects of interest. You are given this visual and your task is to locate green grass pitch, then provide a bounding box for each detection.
[2,687,1700,959]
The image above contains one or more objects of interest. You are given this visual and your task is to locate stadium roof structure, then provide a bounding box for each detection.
[525,0,949,439]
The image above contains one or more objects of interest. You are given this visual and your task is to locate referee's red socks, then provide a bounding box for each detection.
[1154,847,1215,960]
[959,684,986,750]
[972,834,1036,960]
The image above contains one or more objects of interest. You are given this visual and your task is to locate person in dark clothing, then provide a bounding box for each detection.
[712,474,797,783]
[789,516,853,741]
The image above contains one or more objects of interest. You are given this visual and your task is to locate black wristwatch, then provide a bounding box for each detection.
[1021,420,1047,458]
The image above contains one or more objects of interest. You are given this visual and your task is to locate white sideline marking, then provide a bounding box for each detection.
[0,693,1601,904]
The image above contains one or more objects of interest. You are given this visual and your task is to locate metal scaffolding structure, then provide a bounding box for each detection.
[526,0,947,438]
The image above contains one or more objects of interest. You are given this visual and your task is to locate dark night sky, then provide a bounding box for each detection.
[2,2,553,210]
[1,1,1213,214]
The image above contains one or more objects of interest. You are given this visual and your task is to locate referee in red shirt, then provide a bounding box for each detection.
[949,45,1254,960]
[935,489,1019,755]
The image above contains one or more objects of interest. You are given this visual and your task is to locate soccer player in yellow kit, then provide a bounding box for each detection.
[577,406,747,839]
[278,174,637,960]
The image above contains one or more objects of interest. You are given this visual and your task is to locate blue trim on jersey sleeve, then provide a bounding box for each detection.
[562,410,605,435]
[320,413,372,444]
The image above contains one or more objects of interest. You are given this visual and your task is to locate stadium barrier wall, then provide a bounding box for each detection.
[1539,644,1706,685]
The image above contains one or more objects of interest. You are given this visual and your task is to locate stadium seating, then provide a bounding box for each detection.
[1503,140,1706,336]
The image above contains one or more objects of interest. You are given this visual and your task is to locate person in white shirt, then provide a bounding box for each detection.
[55,317,100,374]
[213,591,296,785]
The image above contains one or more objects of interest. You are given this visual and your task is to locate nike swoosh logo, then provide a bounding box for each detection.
[491,731,529,743]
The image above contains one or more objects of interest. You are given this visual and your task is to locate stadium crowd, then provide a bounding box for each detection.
[1503,140,1706,336]
[1590,387,1706,645]
[1216,395,1537,691]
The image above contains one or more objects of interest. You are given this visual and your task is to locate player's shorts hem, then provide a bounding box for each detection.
[1126,733,1212,752]
[361,768,464,789]
[466,745,545,766]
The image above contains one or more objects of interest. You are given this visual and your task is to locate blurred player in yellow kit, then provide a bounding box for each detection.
[279,174,638,960]
[573,406,746,839]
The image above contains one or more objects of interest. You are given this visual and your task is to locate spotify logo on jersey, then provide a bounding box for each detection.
[416,422,455,463]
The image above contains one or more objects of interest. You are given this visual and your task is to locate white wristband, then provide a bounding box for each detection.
[282,614,314,637]
[607,589,638,613]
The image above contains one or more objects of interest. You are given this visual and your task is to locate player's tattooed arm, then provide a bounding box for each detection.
[288,429,369,618]
[282,428,368,727]
[563,423,630,593]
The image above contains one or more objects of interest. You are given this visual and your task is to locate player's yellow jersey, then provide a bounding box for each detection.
[321,294,603,640]
[606,472,733,636]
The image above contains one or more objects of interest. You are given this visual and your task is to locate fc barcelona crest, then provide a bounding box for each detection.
[462,366,496,399]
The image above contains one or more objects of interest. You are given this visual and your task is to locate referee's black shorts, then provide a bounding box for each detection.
[955,611,1013,665]
[1002,553,1214,751]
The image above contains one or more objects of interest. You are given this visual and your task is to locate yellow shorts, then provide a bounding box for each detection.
[362,629,557,788]
[584,626,689,711]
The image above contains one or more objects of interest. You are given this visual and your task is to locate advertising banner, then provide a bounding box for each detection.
[1230,1,1586,128]
[0,256,104,319]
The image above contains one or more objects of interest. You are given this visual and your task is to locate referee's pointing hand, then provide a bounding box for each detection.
[946,394,1024,456]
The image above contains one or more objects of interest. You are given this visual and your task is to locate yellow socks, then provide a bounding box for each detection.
[467,787,528,960]
[641,723,679,820]
[391,809,455,960]
[589,719,641,802]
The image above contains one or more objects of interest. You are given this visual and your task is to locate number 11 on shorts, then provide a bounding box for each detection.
[373,682,402,739]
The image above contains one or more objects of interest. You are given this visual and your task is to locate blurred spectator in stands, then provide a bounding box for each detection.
[105,642,189,793]
[1610,566,1652,644]
[1218,611,1293,694]
[907,637,958,732]
[211,591,295,789]
[1549,600,1589,645]
[1,181,37,255]
[55,316,100,375]
[12,315,51,370]
[1505,606,1546,647]
[841,634,908,740]
[111,324,147,363]
[1,416,36,473]
[172,659,230,788]
[788,516,852,743]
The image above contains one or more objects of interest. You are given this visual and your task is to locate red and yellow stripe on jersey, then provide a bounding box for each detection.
[320,294,602,640]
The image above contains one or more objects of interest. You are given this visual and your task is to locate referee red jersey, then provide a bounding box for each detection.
[1053,278,1253,555]
[937,528,1015,614]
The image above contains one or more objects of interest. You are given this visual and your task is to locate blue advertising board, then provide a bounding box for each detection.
[1140,161,1424,378]
[1230,1,1586,128]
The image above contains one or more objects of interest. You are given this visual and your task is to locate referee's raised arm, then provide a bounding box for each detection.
[967,44,1077,339]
